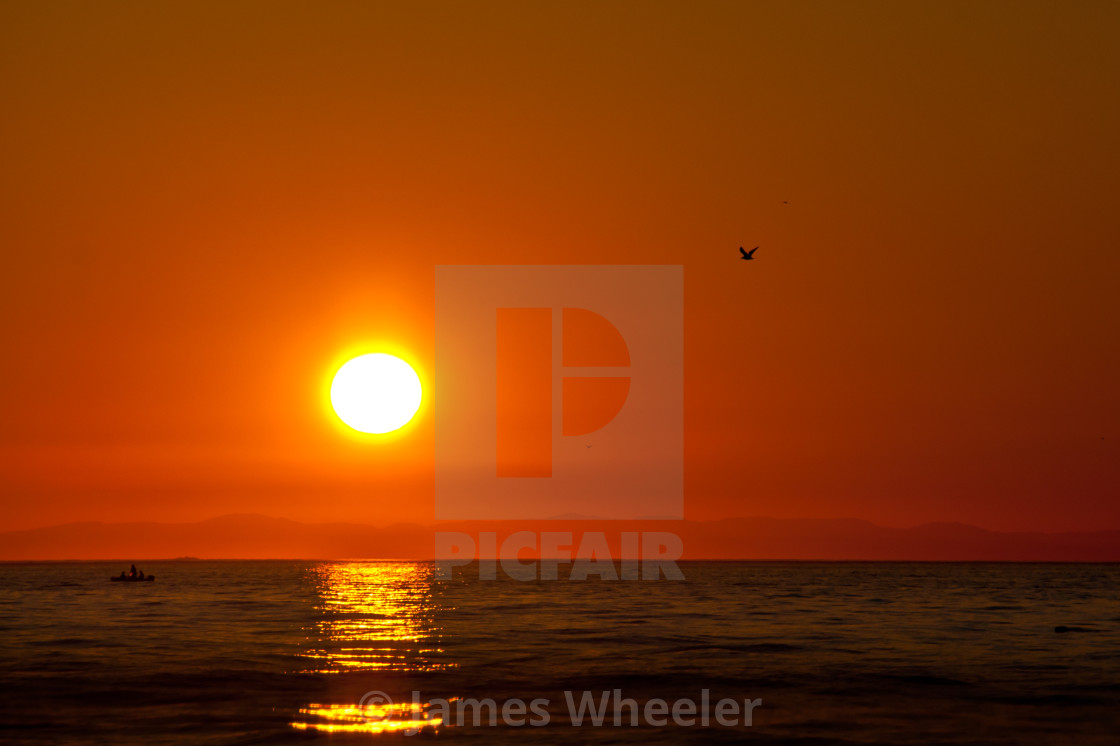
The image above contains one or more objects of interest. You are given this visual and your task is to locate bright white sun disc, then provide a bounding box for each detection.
[330,353,422,434]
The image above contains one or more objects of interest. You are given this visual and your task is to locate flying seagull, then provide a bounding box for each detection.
[739,246,758,260]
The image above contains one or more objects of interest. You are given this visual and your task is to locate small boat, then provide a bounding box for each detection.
[110,575,155,582]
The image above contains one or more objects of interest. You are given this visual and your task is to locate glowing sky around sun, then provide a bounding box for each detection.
[1,1,1118,541]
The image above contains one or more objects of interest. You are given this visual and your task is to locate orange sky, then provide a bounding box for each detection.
[2,1,1118,536]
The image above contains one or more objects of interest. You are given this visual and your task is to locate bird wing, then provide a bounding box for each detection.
[747,246,758,258]
[739,247,748,257]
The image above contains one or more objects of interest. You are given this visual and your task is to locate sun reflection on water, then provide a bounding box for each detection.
[291,701,444,735]
[291,561,456,734]
[299,561,452,674]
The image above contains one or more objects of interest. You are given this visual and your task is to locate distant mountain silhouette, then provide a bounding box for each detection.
[1,514,1117,561]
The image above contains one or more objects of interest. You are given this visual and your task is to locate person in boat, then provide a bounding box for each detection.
[118,571,126,580]
[128,564,137,579]
[138,569,145,580]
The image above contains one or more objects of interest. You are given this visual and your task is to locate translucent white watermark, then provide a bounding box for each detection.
[434,266,684,521]
[434,530,685,580]
[331,689,762,734]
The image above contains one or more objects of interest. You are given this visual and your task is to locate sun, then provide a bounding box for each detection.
[330,353,422,434]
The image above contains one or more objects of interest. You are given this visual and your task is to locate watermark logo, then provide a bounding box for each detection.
[434,266,683,521]
[357,690,393,722]
[317,689,762,734]
[434,530,685,580]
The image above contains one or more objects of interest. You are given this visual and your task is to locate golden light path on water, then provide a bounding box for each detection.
[291,561,456,735]
[290,702,444,735]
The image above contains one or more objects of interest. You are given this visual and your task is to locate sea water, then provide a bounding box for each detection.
[1,561,1117,744]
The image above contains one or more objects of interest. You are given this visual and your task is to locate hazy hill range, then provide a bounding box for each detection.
[1,514,1117,561]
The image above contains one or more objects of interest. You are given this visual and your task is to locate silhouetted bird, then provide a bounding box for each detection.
[739,246,758,261]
